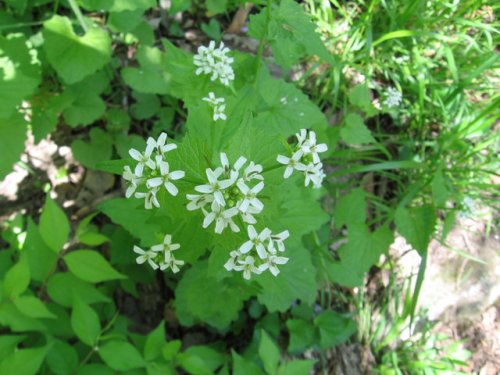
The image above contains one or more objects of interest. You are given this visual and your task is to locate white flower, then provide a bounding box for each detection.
[242,161,263,182]
[186,193,213,211]
[202,92,225,106]
[269,230,290,253]
[160,254,184,273]
[151,234,181,259]
[202,202,239,233]
[384,87,402,108]
[129,143,155,176]
[123,165,142,198]
[240,205,260,224]
[133,246,159,270]
[298,163,325,188]
[146,160,185,196]
[239,225,272,259]
[296,129,308,146]
[224,250,243,271]
[276,150,306,178]
[193,41,235,86]
[195,168,234,206]
[213,104,226,121]
[258,255,289,276]
[147,132,177,154]
[301,131,328,164]
[237,180,264,212]
[135,188,160,209]
[233,255,262,280]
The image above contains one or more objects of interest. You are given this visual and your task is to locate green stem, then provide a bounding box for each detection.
[262,163,283,174]
[254,0,273,83]
[67,0,88,33]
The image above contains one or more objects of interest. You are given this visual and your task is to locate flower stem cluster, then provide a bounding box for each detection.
[187,152,264,234]
[277,129,328,188]
[224,225,290,280]
[123,132,185,209]
[133,234,184,273]
[202,92,226,121]
[193,41,235,86]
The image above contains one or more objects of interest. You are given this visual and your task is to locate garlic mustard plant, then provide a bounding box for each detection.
[224,225,290,280]
[133,234,184,273]
[193,41,235,86]
[277,129,328,188]
[188,152,264,233]
[123,132,184,209]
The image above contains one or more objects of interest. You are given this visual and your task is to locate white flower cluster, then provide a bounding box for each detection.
[133,234,184,273]
[202,92,226,121]
[277,129,328,188]
[187,152,264,233]
[123,132,185,209]
[193,41,235,86]
[224,225,289,280]
[384,87,403,108]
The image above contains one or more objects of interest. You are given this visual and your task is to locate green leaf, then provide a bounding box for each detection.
[178,345,225,375]
[313,311,356,349]
[395,205,436,255]
[72,128,113,168]
[258,330,280,375]
[99,198,161,242]
[47,272,111,307]
[122,46,170,94]
[77,0,114,11]
[328,225,394,287]
[39,195,70,253]
[62,72,108,127]
[0,345,48,375]
[64,249,126,283]
[109,0,155,12]
[286,318,318,353]
[108,9,144,33]
[0,303,46,332]
[144,321,165,361]
[130,92,161,119]
[257,241,318,312]
[46,339,79,375]
[348,84,378,116]
[0,34,41,119]
[31,93,68,142]
[77,363,115,375]
[253,75,327,138]
[0,335,26,359]
[175,261,251,330]
[201,19,222,41]
[0,113,27,180]
[71,297,101,346]
[340,113,376,145]
[4,0,28,14]
[231,350,264,375]
[206,0,227,15]
[98,340,146,371]
[24,218,58,282]
[249,0,333,70]
[432,168,448,207]
[162,340,181,362]
[277,360,316,375]
[43,15,111,84]
[3,259,30,298]
[13,296,56,319]
[333,188,366,228]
